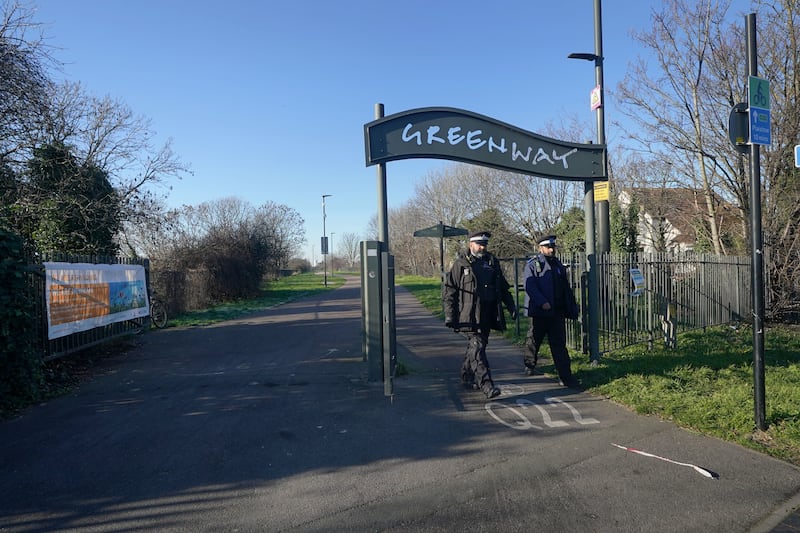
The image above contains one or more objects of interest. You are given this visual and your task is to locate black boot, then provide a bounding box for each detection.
[524,337,538,375]
[482,383,501,399]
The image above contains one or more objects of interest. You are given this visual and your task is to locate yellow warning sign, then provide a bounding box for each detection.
[594,180,609,202]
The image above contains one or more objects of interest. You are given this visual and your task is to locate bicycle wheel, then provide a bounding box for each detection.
[150,301,168,328]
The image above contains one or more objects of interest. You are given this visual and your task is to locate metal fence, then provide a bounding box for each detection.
[27,251,751,361]
[502,252,752,355]
[27,254,151,361]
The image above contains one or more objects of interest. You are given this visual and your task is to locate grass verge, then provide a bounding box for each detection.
[396,274,800,467]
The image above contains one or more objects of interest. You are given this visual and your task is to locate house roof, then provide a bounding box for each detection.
[619,187,742,247]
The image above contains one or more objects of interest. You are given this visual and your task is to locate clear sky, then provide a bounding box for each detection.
[32,0,754,261]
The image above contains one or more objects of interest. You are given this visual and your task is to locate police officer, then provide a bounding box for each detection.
[444,231,517,399]
[523,235,580,388]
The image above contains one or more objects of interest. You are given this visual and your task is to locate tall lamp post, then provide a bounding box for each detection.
[569,0,609,254]
[322,194,332,287]
[568,0,606,363]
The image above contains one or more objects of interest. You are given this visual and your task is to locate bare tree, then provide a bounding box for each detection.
[751,0,800,317]
[253,200,306,277]
[615,0,740,254]
[413,163,485,228]
[0,1,53,165]
[490,115,591,247]
[494,171,583,246]
[0,4,189,258]
[38,81,190,235]
[146,197,305,306]
[338,231,361,268]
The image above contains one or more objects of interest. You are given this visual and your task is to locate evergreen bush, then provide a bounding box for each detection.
[0,229,43,416]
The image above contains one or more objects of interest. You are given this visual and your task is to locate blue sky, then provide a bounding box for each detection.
[33,0,753,261]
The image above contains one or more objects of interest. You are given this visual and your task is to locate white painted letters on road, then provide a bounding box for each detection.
[485,396,601,431]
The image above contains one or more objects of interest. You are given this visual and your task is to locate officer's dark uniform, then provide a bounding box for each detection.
[443,231,516,399]
[523,235,580,387]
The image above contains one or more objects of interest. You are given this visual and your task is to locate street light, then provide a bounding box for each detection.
[568,0,610,254]
[568,0,606,364]
[322,194,332,287]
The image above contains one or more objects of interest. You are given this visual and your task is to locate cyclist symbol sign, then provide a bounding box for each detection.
[749,76,771,146]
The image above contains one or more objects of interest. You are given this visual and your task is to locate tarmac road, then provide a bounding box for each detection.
[2,274,800,532]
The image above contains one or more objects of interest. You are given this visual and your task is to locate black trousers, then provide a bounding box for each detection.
[525,315,573,381]
[460,326,494,392]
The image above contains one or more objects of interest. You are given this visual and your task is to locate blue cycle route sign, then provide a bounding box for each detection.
[748,76,771,146]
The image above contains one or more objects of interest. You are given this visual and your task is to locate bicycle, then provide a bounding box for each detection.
[150,297,168,329]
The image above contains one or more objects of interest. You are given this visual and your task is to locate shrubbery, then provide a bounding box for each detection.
[0,229,44,416]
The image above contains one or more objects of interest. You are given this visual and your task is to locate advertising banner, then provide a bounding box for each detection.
[44,263,149,340]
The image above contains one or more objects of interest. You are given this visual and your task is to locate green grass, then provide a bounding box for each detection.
[396,275,447,321]
[170,272,345,327]
[396,274,800,466]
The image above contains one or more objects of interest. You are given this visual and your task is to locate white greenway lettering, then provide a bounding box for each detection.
[447,126,465,145]
[427,125,445,145]
[488,136,507,153]
[466,130,486,150]
[401,122,576,168]
[402,123,422,145]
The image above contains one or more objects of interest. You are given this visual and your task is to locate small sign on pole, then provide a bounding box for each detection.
[748,75,771,146]
[593,180,609,201]
[630,268,645,296]
[590,85,601,110]
[795,145,800,167]
[728,103,749,154]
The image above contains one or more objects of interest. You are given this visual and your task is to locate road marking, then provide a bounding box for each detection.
[485,395,601,430]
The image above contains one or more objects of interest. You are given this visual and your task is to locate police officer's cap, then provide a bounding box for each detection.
[469,230,491,244]
[537,235,557,247]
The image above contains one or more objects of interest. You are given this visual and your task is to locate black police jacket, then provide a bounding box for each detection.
[443,251,516,331]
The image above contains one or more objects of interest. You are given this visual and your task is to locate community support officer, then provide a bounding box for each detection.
[444,230,517,399]
[523,235,580,388]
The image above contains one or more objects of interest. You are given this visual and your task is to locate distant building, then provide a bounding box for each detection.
[618,188,742,254]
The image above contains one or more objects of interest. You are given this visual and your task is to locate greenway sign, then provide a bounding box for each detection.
[364,107,606,181]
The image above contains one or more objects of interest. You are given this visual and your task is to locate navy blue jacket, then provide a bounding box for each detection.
[523,253,579,319]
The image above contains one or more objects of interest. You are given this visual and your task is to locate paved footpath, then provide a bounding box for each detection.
[2,275,800,532]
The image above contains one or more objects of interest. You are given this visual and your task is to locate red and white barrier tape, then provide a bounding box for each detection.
[611,443,720,479]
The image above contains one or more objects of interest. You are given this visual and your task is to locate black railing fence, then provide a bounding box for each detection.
[27,252,752,361]
[501,252,753,355]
